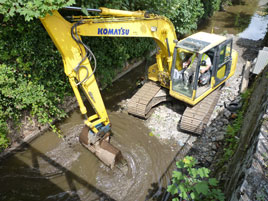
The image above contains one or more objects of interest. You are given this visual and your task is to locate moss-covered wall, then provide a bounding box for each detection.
[222,65,268,200]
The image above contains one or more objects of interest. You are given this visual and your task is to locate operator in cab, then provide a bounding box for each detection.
[182,52,211,85]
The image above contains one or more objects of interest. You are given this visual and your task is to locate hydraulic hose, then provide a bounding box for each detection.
[71,21,97,86]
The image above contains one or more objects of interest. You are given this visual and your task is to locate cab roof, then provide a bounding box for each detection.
[177,32,227,54]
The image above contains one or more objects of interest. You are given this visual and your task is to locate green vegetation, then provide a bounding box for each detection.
[168,156,224,201]
[131,0,205,34]
[0,0,75,21]
[84,37,155,85]
[0,0,225,149]
[234,13,251,32]
[218,89,252,167]
[0,18,68,149]
[0,120,8,149]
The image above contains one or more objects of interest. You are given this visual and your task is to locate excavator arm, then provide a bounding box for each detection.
[40,11,110,136]
[40,7,177,134]
[40,10,119,168]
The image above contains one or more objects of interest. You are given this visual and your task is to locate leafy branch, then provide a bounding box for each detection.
[0,0,75,21]
[167,156,225,201]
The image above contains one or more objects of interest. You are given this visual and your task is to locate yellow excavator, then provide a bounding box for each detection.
[40,7,238,168]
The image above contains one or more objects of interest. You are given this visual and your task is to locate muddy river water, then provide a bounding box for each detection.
[0,1,268,200]
[0,112,180,201]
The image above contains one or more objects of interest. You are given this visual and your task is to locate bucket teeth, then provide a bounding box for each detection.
[79,126,89,145]
[79,126,126,169]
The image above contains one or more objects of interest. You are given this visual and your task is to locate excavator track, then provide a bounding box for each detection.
[127,82,171,119]
[179,89,221,135]
[129,82,221,135]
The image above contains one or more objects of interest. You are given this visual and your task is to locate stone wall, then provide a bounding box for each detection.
[223,65,268,200]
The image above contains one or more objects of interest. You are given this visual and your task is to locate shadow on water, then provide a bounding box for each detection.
[199,11,251,32]
[0,143,115,201]
[145,135,192,201]
[224,11,251,31]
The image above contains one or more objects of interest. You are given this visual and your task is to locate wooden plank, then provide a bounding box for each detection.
[240,61,251,93]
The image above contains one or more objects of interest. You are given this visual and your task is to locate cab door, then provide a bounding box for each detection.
[213,38,233,86]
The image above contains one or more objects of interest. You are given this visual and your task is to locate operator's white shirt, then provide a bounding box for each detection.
[189,54,211,70]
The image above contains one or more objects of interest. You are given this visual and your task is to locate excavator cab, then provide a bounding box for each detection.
[171,48,212,99]
[169,32,237,106]
[167,33,237,134]
[171,49,197,98]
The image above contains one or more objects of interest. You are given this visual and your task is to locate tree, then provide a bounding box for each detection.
[0,0,75,21]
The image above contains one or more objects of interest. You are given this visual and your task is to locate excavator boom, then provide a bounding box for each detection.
[40,10,123,168]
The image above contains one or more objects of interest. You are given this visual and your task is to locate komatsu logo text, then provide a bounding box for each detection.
[98,28,130,35]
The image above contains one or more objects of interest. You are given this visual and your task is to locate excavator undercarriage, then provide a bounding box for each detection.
[179,89,221,134]
[127,82,172,119]
[127,82,221,135]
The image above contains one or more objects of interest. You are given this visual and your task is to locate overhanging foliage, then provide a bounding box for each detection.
[0,0,75,21]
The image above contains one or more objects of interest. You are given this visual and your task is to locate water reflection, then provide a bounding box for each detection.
[239,13,268,40]
[197,0,268,40]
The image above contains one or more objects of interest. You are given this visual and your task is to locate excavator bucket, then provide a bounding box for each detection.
[79,126,127,169]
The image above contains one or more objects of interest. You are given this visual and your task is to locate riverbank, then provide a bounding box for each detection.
[228,67,268,201]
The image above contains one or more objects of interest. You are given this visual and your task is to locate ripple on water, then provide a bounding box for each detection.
[0,111,177,201]
[96,143,153,201]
